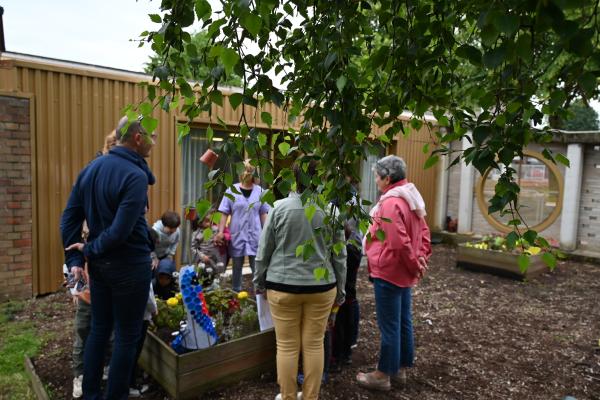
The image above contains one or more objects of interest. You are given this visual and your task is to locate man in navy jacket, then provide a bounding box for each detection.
[61,116,157,400]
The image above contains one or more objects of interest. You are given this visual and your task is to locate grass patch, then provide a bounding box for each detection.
[0,301,43,400]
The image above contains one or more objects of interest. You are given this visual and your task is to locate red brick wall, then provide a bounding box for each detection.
[0,95,33,300]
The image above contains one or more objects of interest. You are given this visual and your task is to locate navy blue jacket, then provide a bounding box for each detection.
[60,146,156,269]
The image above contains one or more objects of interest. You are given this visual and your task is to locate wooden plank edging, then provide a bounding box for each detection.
[23,356,50,400]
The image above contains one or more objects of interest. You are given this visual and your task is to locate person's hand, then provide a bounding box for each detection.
[214,232,225,246]
[70,266,84,283]
[202,255,210,263]
[327,305,339,329]
[65,242,85,253]
[151,257,159,271]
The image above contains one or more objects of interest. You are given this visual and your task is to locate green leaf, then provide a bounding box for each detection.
[139,102,153,116]
[356,132,366,143]
[336,75,347,93]
[473,125,492,145]
[240,12,263,37]
[324,52,337,69]
[195,0,212,21]
[141,116,158,134]
[422,143,430,154]
[303,243,316,261]
[517,254,530,274]
[220,48,240,73]
[257,133,267,148]
[278,142,291,156]
[523,230,537,245]
[209,90,223,107]
[149,14,162,23]
[481,24,499,46]
[211,212,222,224]
[261,111,273,128]
[375,229,386,242]
[177,123,190,144]
[515,34,532,62]
[203,227,213,242]
[229,93,243,110]
[260,189,276,206]
[483,46,507,69]
[305,204,317,221]
[295,244,304,258]
[506,231,519,248]
[494,15,519,36]
[541,252,557,270]
[577,72,597,96]
[195,199,212,220]
[333,242,345,255]
[456,45,482,66]
[555,153,570,167]
[495,114,506,127]
[313,266,327,282]
[424,155,439,169]
[206,126,214,142]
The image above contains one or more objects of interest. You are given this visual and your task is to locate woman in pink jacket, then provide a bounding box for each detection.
[356,155,431,391]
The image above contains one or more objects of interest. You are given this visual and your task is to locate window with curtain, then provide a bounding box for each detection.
[180,128,240,264]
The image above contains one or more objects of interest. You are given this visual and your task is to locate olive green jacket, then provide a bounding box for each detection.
[253,192,347,304]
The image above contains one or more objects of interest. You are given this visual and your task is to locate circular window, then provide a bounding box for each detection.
[476,150,564,233]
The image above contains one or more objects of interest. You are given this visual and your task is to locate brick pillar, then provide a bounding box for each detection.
[0,95,33,300]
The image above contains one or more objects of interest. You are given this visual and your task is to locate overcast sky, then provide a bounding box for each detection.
[3,0,167,72]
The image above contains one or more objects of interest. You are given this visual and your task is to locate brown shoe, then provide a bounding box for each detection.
[356,371,391,391]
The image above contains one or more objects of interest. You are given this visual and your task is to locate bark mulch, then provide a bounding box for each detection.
[27,244,600,399]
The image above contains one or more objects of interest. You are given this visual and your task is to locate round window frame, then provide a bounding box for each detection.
[475,150,564,233]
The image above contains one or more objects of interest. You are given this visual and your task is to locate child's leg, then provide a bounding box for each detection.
[72,300,92,377]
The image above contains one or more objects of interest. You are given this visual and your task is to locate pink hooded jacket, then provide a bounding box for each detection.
[365,180,432,288]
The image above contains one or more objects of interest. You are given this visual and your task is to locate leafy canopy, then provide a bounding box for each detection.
[144,29,243,86]
[134,0,600,268]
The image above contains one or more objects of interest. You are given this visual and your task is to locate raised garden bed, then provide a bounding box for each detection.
[138,328,276,399]
[456,243,547,279]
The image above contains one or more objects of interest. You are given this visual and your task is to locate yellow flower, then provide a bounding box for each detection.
[175,292,182,300]
[237,291,249,300]
[167,297,179,307]
[526,246,541,255]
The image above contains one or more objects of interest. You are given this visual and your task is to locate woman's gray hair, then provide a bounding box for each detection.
[373,155,407,183]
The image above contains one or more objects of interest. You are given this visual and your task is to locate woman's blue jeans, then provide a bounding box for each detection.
[373,278,414,375]
[83,261,151,400]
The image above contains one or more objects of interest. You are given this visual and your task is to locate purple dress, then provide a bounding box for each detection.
[217,183,270,257]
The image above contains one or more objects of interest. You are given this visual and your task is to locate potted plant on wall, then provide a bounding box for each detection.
[456,235,560,279]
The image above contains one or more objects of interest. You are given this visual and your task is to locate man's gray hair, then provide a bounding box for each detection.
[115,116,144,142]
[373,155,407,183]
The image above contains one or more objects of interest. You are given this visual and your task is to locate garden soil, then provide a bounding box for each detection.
[25,245,600,399]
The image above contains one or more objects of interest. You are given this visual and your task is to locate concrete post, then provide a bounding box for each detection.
[559,143,584,251]
[433,153,449,230]
[458,134,475,234]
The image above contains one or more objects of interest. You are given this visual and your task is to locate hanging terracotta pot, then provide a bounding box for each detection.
[200,149,219,169]
[185,207,198,221]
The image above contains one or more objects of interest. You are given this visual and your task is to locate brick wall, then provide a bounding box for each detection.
[578,144,600,251]
[0,95,32,300]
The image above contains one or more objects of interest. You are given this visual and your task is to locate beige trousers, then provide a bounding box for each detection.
[267,288,336,400]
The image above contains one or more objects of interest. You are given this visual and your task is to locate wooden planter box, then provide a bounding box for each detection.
[139,328,276,399]
[456,243,547,279]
